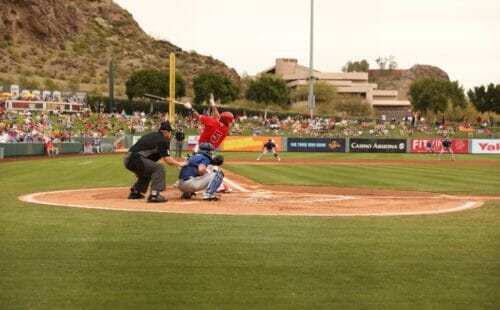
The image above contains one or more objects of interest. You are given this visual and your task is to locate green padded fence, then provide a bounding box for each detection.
[0,143,83,157]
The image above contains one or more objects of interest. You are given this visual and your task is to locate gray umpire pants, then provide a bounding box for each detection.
[124,153,166,193]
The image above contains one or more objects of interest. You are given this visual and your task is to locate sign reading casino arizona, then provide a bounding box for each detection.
[350,139,407,153]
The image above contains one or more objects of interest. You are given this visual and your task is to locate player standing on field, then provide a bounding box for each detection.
[174,127,185,158]
[438,137,456,161]
[425,140,435,155]
[257,139,281,161]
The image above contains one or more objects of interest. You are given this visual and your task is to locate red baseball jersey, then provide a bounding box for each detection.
[198,115,229,148]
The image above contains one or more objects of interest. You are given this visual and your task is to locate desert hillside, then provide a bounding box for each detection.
[369,65,450,100]
[0,0,240,97]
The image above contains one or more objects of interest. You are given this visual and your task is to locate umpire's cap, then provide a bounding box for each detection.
[159,121,174,132]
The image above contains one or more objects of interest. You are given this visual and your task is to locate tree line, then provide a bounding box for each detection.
[125,69,291,106]
[125,65,499,118]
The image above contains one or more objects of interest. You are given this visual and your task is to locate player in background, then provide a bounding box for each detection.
[438,137,456,160]
[425,140,435,155]
[257,139,281,161]
[174,127,185,158]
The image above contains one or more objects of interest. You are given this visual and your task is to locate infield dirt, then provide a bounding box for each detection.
[18,158,500,216]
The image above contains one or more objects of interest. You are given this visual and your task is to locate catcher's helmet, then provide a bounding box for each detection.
[219,112,234,125]
[198,142,215,156]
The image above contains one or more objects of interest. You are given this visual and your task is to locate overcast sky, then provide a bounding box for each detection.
[114,0,499,91]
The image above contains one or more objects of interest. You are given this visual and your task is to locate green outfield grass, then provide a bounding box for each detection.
[0,154,499,309]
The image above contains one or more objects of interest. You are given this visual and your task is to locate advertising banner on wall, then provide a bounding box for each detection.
[350,139,407,153]
[186,135,199,151]
[220,136,283,152]
[410,139,469,154]
[287,138,346,152]
[471,139,500,154]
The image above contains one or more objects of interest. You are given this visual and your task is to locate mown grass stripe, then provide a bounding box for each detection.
[227,163,500,195]
[1,153,499,308]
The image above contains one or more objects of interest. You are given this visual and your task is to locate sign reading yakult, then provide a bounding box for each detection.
[410,139,469,153]
[471,139,500,154]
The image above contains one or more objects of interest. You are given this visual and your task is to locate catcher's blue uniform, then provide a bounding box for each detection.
[179,153,212,180]
[177,143,224,201]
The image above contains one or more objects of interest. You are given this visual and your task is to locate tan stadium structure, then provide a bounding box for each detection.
[259,58,411,117]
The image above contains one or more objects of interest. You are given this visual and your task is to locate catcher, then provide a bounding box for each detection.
[177,142,225,201]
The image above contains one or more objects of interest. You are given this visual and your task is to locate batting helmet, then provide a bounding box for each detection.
[219,112,234,125]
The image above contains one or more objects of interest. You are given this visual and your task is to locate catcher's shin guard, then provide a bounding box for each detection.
[205,171,224,195]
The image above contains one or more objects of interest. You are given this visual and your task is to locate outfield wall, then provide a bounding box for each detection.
[410,139,469,154]
[0,143,82,157]
[470,139,500,154]
[181,136,499,155]
[1,137,498,158]
[0,139,116,157]
[287,138,346,152]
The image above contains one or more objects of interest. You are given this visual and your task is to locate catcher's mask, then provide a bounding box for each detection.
[198,142,215,157]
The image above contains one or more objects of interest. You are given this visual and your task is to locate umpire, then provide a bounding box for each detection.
[124,121,184,203]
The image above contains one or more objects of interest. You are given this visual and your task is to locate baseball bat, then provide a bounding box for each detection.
[144,93,186,105]
[144,93,167,101]
[208,93,214,115]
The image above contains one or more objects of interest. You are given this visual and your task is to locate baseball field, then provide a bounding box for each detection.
[1,152,499,308]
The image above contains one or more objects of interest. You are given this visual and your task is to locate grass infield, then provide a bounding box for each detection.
[0,153,499,309]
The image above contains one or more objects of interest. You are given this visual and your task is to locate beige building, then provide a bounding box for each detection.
[259,58,411,116]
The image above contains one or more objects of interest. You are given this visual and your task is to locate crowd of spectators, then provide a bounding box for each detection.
[0,104,496,148]
[1,91,81,103]
[0,108,113,145]
[224,114,485,139]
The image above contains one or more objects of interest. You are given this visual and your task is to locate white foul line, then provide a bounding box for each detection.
[223,176,249,192]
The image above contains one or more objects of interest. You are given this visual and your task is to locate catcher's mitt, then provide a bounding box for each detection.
[211,155,224,166]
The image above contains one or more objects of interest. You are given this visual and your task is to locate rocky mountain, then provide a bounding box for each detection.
[0,0,240,97]
[369,65,450,100]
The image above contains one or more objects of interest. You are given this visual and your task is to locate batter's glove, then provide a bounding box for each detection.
[211,155,224,166]
[209,93,216,107]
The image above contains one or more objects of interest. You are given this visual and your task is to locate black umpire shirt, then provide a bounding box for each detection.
[129,131,171,162]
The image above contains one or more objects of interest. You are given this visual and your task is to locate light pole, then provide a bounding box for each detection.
[307,0,315,119]
[108,60,114,113]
